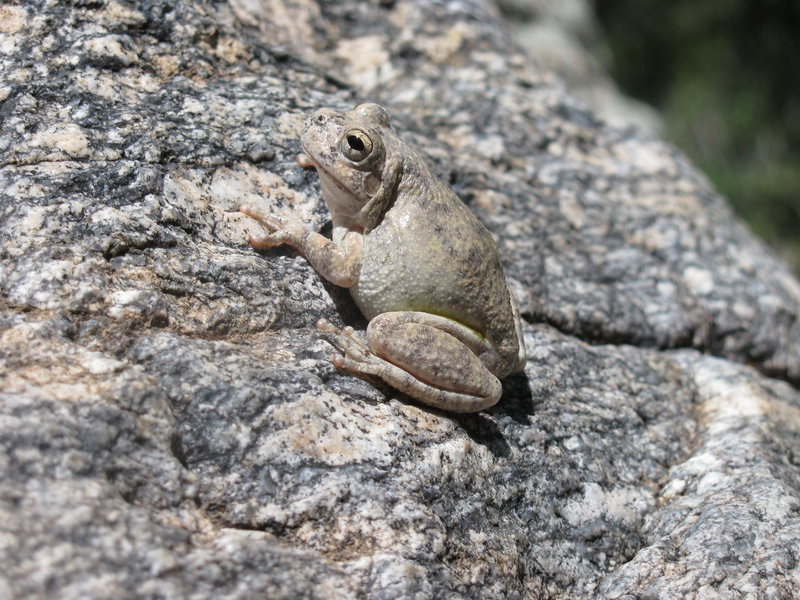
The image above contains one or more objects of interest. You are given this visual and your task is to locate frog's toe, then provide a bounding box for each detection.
[247,233,281,250]
[240,206,285,232]
[337,333,371,362]
[331,351,377,372]
[318,321,371,361]
[316,318,335,333]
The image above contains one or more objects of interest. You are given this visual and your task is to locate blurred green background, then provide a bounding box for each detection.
[594,0,800,273]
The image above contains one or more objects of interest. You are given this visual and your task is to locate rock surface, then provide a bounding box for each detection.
[494,0,663,134]
[1,1,800,599]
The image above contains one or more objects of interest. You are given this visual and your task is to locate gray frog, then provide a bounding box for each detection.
[242,103,526,412]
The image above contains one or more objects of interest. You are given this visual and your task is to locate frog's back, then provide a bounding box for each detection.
[351,177,521,367]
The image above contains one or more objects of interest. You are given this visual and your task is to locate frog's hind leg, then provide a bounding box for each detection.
[317,314,501,413]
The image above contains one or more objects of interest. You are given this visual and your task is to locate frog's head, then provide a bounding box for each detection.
[300,103,401,230]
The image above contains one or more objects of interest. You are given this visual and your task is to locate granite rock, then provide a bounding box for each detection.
[1,0,800,598]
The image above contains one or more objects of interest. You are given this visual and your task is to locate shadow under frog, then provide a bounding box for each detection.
[242,103,527,413]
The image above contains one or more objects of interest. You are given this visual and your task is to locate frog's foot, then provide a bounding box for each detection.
[240,206,307,250]
[316,316,501,413]
[240,205,282,249]
[316,319,373,367]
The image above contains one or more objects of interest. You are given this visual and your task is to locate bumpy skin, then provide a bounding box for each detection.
[242,104,526,412]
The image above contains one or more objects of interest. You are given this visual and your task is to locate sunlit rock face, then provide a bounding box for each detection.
[1,1,799,598]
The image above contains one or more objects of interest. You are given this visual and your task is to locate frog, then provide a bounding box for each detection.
[241,103,526,412]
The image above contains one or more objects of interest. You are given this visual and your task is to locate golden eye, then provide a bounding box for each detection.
[340,129,373,162]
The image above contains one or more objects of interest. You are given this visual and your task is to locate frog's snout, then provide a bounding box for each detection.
[305,108,338,130]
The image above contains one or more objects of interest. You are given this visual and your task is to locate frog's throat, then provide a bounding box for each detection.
[305,155,364,228]
[355,158,403,233]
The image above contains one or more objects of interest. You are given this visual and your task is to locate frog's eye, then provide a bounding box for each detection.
[340,129,373,162]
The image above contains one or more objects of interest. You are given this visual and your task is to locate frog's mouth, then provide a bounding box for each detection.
[299,152,368,229]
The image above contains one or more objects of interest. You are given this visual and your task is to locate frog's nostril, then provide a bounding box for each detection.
[315,113,327,124]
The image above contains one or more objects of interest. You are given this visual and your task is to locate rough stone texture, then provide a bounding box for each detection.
[1,1,800,599]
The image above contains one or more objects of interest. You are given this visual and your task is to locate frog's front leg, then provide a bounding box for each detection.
[318,312,502,413]
[240,205,362,287]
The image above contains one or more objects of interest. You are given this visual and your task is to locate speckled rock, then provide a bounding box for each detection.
[1,1,800,599]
